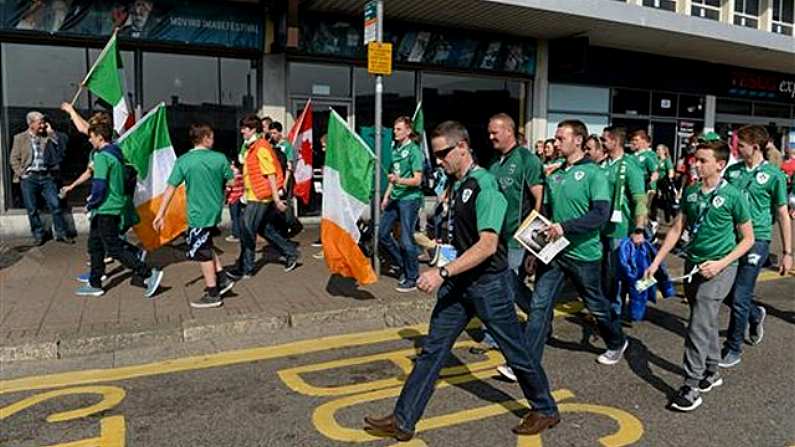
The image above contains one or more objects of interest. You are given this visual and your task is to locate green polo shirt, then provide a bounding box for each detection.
[389,140,424,202]
[724,161,788,241]
[276,140,296,165]
[92,151,127,217]
[633,148,659,191]
[545,159,610,262]
[489,146,543,249]
[657,158,673,179]
[167,147,233,228]
[681,180,751,264]
[600,155,645,240]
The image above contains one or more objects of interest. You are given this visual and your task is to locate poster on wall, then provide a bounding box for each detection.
[297,15,536,76]
[0,0,264,50]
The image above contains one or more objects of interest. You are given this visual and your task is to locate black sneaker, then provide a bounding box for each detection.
[697,371,724,393]
[669,385,702,412]
[218,273,235,295]
[284,258,299,272]
[191,293,222,309]
[748,306,766,345]
[311,239,322,247]
[225,268,251,281]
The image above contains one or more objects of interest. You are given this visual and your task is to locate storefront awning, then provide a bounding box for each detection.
[303,0,795,75]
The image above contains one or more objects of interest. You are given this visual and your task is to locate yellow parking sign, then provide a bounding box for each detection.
[368,42,392,76]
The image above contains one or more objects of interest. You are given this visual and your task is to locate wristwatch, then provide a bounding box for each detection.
[439,266,450,280]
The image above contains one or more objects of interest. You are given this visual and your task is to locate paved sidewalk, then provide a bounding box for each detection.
[0,227,436,362]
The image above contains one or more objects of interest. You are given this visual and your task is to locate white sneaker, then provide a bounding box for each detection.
[597,339,629,365]
[497,365,517,382]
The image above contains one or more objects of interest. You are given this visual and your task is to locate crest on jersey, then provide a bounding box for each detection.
[462,189,473,203]
[712,196,725,208]
[729,170,741,179]
[756,172,769,184]
[401,149,409,158]
[574,171,585,181]
[687,193,697,202]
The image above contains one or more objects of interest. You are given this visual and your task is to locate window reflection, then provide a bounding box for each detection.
[354,68,415,129]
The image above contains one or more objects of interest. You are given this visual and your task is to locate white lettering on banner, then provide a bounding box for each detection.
[168,17,258,33]
[780,81,795,99]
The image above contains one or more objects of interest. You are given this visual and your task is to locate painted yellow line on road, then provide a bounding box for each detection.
[278,340,506,397]
[0,386,125,422]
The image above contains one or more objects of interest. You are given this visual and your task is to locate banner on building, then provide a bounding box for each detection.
[0,0,263,50]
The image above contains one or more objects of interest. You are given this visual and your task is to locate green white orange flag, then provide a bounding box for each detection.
[82,31,132,135]
[321,110,377,285]
[117,103,186,251]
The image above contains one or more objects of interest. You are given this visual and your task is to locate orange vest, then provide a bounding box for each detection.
[244,138,284,201]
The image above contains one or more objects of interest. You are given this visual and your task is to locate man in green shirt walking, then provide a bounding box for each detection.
[646,141,754,412]
[155,123,236,309]
[600,126,648,316]
[630,129,660,203]
[497,120,627,381]
[719,125,792,368]
[77,121,163,298]
[380,116,424,292]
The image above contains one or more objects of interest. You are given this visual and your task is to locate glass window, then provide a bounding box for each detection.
[734,0,760,28]
[288,63,351,98]
[421,73,521,165]
[2,43,90,209]
[678,95,705,118]
[772,0,794,35]
[692,0,721,20]
[753,102,791,118]
[354,68,416,129]
[716,98,753,115]
[549,84,610,114]
[652,92,678,117]
[547,113,609,143]
[611,89,650,116]
[143,52,221,156]
[643,0,676,11]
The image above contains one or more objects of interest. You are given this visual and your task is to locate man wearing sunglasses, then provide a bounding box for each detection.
[364,121,559,441]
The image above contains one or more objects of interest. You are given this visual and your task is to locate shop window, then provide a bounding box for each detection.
[652,92,678,117]
[421,73,521,164]
[643,0,676,12]
[549,84,610,115]
[611,89,650,116]
[734,0,760,28]
[547,113,609,143]
[678,95,705,119]
[772,0,794,35]
[753,102,791,118]
[2,43,91,209]
[692,0,721,20]
[288,63,351,98]
[354,68,416,129]
[716,98,753,115]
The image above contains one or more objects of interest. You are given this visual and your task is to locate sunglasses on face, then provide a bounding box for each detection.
[433,144,457,160]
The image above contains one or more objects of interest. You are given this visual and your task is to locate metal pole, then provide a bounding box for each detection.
[372,0,384,276]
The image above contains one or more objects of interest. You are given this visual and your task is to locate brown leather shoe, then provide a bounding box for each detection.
[512,411,561,435]
[364,414,414,442]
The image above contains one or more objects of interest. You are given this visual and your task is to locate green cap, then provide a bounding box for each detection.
[699,131,721,142]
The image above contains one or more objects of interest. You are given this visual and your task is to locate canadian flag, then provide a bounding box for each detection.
[287,99,313,205]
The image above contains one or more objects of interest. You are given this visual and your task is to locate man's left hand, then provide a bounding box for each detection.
[547,223,564,240]
[387,174,399,184]
[699,260,725,279]
[780,253,793,276]
[417,269,444,294]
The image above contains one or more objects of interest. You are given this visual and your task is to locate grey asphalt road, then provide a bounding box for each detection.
[1,273,793,447]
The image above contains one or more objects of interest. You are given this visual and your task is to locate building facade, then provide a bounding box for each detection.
[1,0,793,221]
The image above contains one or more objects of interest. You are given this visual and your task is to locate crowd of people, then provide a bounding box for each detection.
[9,103,795,439]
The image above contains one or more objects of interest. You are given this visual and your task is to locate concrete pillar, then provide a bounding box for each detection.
[705,95,717,132]
[677,0,692,15]
[759,0,772,31]
[722,0,734,23]
[260,53,289,125]
[530,39,549,143]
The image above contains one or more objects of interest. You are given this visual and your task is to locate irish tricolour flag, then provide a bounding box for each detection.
[83,32,132,135]
[321,110,377,285]
[117,103,187,250]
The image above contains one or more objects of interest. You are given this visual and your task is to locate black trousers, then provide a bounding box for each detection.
[88,214,150,288]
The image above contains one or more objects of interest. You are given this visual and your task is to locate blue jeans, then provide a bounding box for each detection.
[20,174,68,240]
[237,202,268,274]
[482,247,529,348]
[393,269,558,433]
[526,256,625,361]
[723,240,768,355]
[229,201,244,239]
[261,202,298,261]
[379,198,421,282]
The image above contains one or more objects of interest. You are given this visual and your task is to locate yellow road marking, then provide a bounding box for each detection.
[43,415,125,447]
[278,340,506,397]
[0,386,125,422]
